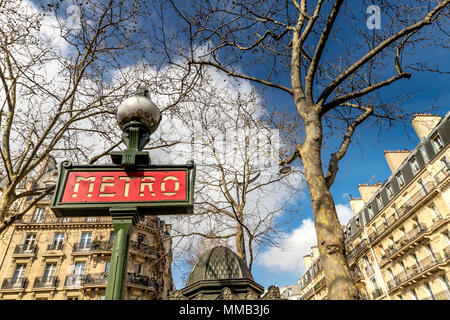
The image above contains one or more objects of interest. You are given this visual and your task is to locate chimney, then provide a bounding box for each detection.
[411,113,442,140]
[311,246,319,260]
[384,150,410,173]
[303,255,312,269]
[358,183,382,203]
[349,198,365,216]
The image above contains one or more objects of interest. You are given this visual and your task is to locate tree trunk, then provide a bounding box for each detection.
[300,112,359,300]
[235,212,247,263]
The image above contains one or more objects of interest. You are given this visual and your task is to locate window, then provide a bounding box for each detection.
[109,231,115,244]
[425,244,437,262]
[444,231,450,246]
[409,157,420,175]
[386,184,393,199]
[376,195,383,209]
[79,232,92,249]
[431,133,444,152]
[105,261,111,273]
[23,233,37,251]
[43,263,57,284]
[392,204,399,218]
[74,262,86,275]
[430,204,442,220]
[420,146,430,164]
[441,156,450,172]
[417,179,427,195]
[410,289,418,300]
[396,172,405,188]
[439,276,450,296]
[399,261,407,274]
[367,205,373,217]
[51,233,65,249]
[423,283,435,300]
[397,294,403,300]
[31,207,45,223]
[134,263,142,274]
[137,234,146,243]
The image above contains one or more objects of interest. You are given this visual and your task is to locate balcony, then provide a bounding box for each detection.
[64,275,85,288]
[365,264,375,276]
[125,273,158,290]
[129,241,157,257]
[33,276,58,288]
[432,291,450,300]
[13,244,38,256]
[371,288,383,299]
[84,273,109,286]
[1,277,28,290]
[367,181,434,244]
[347,239,367,261]
[388,254,445,292]
[47,243,64,251]
[381,226,427,262]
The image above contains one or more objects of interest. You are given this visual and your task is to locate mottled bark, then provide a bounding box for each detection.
[300,111,358,300]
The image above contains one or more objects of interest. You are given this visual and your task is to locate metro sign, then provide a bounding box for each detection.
[51,161,195,217]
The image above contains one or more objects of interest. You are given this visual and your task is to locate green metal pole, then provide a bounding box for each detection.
[105,208,139,300]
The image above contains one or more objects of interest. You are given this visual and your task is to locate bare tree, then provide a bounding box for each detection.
[152,0,450,299]
[0,0,198,234]
[155,69,303,274]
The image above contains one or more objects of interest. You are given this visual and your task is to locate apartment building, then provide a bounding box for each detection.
[0,164,174,300]
[294,112,450,300]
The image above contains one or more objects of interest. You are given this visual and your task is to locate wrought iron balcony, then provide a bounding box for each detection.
[33,276,58,288]
[347,239,367,260]
[129,241,157,256]
[372,288,383,299]
[84,273,109,285]
[125,273,158,289]
[1,277,28,290]
[73,243,91,252]
[47,242,64,251]
[365,264,375,276]
[64,275,85,287]
[13,244,37,255]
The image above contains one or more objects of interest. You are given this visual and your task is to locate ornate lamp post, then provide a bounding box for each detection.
[111,87,161,168]
[105,87,161,300]
[51,86,195,301]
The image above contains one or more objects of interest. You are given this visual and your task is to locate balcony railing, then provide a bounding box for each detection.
[84,273,109,285]
[432,291,450,300]
[388,254,444,292]
[19,215,112,224]
[13,244,37,255]
[125,273,158,289]
[1,277,28,290]
[372,288,383,299]
[381,226,427,261]
[33,276,58,288]
[367,181,434,244]
[129,241,157,256]
[347,239,367,260]
[47,243,64,251]
[365,264,375,276]
[64,275,85,287]
[73,241,113,253]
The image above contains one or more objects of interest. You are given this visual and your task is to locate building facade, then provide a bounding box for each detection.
[293,112,450,300]
[0,166,174,300]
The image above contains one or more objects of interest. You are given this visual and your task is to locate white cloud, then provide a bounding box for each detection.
[336,203,354,226]
[257,218,317,274]
[257,203,355,276]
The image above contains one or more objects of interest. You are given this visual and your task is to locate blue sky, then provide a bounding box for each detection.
[27,0,449,291]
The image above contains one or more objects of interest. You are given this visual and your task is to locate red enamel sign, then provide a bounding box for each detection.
[61,170,187,203]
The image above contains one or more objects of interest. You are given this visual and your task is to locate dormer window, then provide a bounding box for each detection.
[376,195,383,209]
[409,157,420,175]
[396,172,405,188]
[368,204,374,217]
[386,184,393,199]
[441,156,450,172]
[431,133,444,152]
